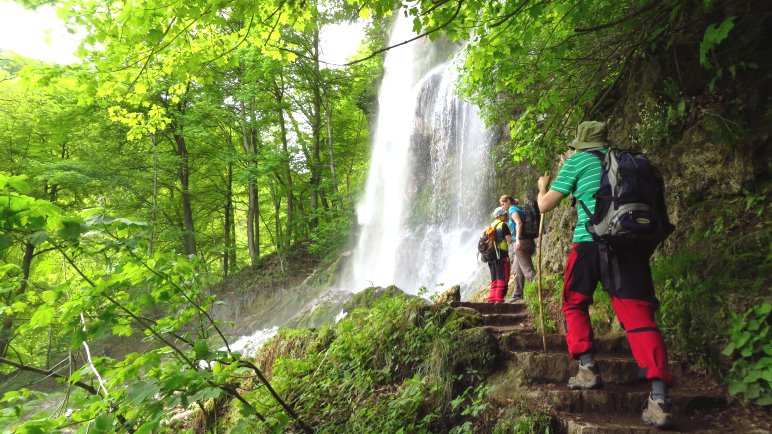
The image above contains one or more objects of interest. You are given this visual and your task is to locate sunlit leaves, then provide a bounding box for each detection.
[28,306,57,328]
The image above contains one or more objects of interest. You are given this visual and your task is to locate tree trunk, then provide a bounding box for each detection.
[223,160,233,276]
[323,83,339,202]
[240,101,259,267]
[0,242,35,358]
[274,80,294,252]
[149,133,158,256]
[173,132,197,256]
[309,23,323,228]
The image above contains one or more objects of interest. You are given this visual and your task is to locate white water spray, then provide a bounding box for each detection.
[342,16,495,296]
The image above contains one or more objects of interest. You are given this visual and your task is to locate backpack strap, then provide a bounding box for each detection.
[598,243,623,292]
[578,148,610,225]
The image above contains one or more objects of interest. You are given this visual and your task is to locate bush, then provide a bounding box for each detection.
[238,292,504,433]
[723,302,772,406]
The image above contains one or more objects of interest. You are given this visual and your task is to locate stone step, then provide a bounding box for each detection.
[512,352,684,385]
[482,313,530,327]
[555,411,726,433]
[484,324,534,335]
[526,383,726,416]
[450,300,526,314]
[499,332,630,354]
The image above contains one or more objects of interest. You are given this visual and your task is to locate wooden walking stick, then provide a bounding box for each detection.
[537,171,549,353]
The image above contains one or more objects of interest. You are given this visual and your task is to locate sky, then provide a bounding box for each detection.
[0,1,81,64]
[0,0,365,66]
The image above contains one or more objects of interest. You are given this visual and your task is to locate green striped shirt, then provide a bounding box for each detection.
[550,148,607,242]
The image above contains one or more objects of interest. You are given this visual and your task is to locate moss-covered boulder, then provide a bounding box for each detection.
[446,306,483,329]
[434,284,461,303]
[343,285,416,311]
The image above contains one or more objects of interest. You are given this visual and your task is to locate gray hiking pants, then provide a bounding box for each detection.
[513,238,536,296]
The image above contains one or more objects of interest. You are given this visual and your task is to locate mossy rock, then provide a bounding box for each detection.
[446,306,483,329]
[284,301,346,329]
[434,284,461,303]
[452,327,500,380]
[343,285,412,311]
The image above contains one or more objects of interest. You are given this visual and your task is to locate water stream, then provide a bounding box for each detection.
[340,16,496,296]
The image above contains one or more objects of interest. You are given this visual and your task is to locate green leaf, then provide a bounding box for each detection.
[57,218,85,241]
[27,216,46,231]
[112,323,133,337]
[0,263,19,278]
[126,380,160,404]
[40,290,57,304]
[27,231,48,246]
[135,421,161,434]
[5,175,31,194]
[722,343,735,356]
[189,387,222,402]
[194,339,211,359]
[755,394,772,406]
[736,331,752,348]
[699,17,736,68]
[756,303,772,316]
[70,329,86,349]
[29,306,56,327]
[728,380,747,396]
[93,413,116,433]
[0,234,14,252]
[147,28,164,44]
[745,382,761,399]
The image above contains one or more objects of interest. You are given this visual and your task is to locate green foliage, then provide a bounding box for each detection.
[0,185,306,433]
[723,303,772,406]
[652,251,729,374]
[308,209,351,257]
[523,276,560,334]
[699,17,736,69]
[589,285,621,335]
[239,293,502,433]
[492,401,554,434]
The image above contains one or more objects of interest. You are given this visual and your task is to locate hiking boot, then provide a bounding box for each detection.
[567,362,603,390]
[509,294,524,302]
[642,395,673,429]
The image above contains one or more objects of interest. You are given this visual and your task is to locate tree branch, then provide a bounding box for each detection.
[276,0,465,67]
[574,0,662,33]
[0,356,97,395]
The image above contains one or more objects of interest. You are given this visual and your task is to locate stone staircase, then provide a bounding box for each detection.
[448,301,763,434]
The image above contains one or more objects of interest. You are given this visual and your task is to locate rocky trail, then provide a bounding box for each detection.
[449,301,771,433]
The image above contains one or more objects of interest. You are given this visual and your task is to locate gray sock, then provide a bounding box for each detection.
[579,353,595,366]
[651,380,667,401]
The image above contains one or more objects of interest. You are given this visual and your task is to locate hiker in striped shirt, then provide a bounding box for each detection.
[536,121,674,429]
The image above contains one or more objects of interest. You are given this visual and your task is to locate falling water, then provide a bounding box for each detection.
[341,16,496,296]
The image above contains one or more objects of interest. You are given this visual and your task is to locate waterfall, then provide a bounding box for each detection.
[341,16,495,296]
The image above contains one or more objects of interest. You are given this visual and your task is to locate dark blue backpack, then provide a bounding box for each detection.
[518,203,540,239]
[579,148,674,248]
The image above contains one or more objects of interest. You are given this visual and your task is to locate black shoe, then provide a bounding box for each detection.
[509,295,524,302]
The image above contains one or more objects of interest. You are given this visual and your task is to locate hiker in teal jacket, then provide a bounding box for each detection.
[500,195,536,301]
[537,121,674,429]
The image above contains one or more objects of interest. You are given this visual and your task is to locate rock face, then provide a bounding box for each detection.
[517,1,772,273]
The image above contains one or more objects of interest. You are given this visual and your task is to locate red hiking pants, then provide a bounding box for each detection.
[488,252,510,302]
[562,242,673,384]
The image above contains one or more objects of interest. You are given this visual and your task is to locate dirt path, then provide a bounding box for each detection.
[450,300,772,433]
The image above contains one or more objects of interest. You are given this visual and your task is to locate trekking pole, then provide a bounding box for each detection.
[537,171,549,353]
